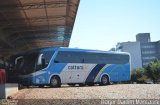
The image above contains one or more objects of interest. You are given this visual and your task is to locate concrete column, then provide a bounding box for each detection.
[0,84,18,99]
[0,69,6,99]
[0,84,5,99]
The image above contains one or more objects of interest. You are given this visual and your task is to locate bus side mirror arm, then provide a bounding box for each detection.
[42,58,46,68]
[54,60,59,63]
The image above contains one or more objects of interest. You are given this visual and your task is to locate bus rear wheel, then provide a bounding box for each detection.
[87,82,94,86]
[50,76,61,88]
[100,75,109,86]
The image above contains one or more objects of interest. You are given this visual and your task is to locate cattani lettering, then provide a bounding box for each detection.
[68,65,84,70]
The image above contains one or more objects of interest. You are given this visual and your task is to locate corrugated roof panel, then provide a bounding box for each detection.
[0,0,80,57]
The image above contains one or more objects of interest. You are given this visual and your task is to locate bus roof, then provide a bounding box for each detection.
[37,47,130,55]
[12,47,130,56]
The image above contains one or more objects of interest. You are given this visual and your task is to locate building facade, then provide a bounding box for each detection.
[116,33,160,69]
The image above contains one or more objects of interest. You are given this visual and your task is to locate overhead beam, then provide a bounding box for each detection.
[0,22,66,27]
[14,40,68,49]
[0,15,66,24]
[3,25,72,33]
[12,37,69,44]
[0,1,78,11]
[7,30,70,39]
[14,39,66,44]
[9,36,66,43]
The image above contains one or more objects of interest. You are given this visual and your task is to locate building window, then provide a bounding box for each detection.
[143,62,149,66]
[142,56,156,60]
[142,51,156,54]
[141,45,155,48]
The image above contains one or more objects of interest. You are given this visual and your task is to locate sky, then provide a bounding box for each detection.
[69,0,160,51]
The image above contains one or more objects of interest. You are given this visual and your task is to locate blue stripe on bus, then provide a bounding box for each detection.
[85,64,106,83]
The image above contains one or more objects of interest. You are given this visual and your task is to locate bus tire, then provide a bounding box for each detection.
[39,85,44,88]
[100,75,109,86]
[26,85,30,88]
[79,83,85,87]
[50,76,61,88]
[18,84,23,90]
[87,82,94,86]
[68,83,76,87]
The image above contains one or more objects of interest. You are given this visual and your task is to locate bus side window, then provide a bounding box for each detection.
[82,58,85,63]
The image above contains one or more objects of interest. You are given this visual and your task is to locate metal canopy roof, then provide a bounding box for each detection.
[0,0,80,57]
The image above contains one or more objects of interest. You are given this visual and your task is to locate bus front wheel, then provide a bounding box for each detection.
[100,75,109,86]
[39,85,44,88]
[50,76,61,88]
[18,84,24,90]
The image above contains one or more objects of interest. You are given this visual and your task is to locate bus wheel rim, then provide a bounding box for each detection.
[51,78,58,86]
[102,76,108,84]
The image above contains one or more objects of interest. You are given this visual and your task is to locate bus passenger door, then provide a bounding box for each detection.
[60,64,72,83]
[64,71,72,83]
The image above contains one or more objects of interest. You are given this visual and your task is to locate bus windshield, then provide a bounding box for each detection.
[15,53,38,75]
[12,51,54,75]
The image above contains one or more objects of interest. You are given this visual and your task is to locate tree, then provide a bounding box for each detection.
[131,68,145,83]
[145,60,160,83]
